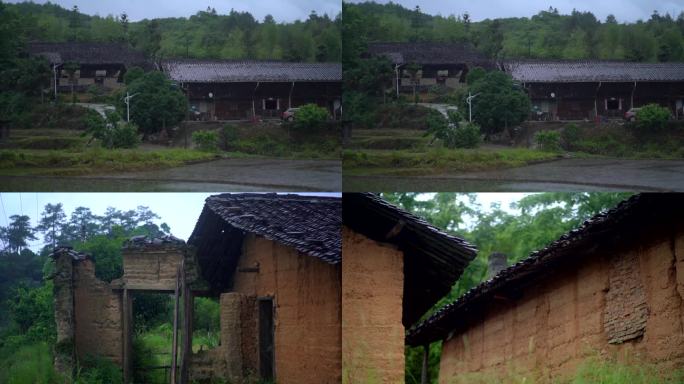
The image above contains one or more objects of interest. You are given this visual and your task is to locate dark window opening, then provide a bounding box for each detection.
[264,99,278,110]
[258,298,274,380]
[606,98,620,110]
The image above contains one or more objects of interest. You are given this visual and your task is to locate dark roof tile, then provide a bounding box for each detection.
[505,61,684,82]
[162,60,342,83]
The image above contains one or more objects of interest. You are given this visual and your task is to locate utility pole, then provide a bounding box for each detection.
[123,92,138,122]
[466,92,480,122]
[53,63,62,101]
[394,63,404,98]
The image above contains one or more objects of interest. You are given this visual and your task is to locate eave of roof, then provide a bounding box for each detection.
[343,193,477,327]
[406,193,684,346]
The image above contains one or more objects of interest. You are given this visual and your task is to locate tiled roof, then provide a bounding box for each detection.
[344,193,477,327]
[367,42,491,65]
[189,193,340,293]
[27,42,149,67]
[505,61,684,82]
[191,193,341,264]
[162,60,342,83]
[406,193,684,346]
[123,235,185,249]
[49,245,89,261]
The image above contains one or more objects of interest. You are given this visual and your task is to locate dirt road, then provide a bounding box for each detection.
[2,158,341,192]
[344,158,684,192]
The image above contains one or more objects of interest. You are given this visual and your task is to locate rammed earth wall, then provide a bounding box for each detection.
[439,227,684,383]
[342,226,405,384]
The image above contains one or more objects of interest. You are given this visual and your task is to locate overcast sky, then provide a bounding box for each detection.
[5,0,341,22]
[347,0,684,23]
[0,192,340,251]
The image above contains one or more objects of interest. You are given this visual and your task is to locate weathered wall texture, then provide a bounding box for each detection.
[439,228,684,383]
[53,254,75,375]
[73,259,123,364]
[189,292,257,382]
[122,246,184,290]
[342,227,405,384]
[230,234,341,384]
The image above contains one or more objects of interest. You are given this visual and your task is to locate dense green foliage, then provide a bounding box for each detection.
[118,71,187,136]
[535,130,562,152]
[635,103,672,131]
[425,111,481,149]
[293,103,330,130]
[464,71,531,137]
[345,2,684,62]
[2,2,340,62]
[84,111,140,149]
[382,192,633,383]
[192,130,220,152]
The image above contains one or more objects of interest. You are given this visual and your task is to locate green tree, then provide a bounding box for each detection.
[0,215,37,254]
[35,203,66,249]
[466,71,530,138]
[123,71,187,137]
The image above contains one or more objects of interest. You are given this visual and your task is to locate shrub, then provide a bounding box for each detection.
[75,355,124,384]
[450,122,482,149]
[294,103,329,130]
[535,130,562,152]
[192,130,219,152]
[426,111,481,149]
[221,125,239,150]
[561,123,582,150]
[636,103,671,132]
[110,123,140,149]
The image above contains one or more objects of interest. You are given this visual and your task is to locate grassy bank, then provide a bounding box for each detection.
[344,147,560,176]
[0,148,221,176]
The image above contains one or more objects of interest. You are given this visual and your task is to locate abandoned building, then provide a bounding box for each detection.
[51,193,341,384]
[366,42,492,94]
[161,60,342,120]
[28,42,150,94]
[504,61,684,120]
[342,193,477,384]
[407,193,684,383]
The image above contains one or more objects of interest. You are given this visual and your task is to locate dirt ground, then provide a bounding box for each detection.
[343,158,684,192]
[1,158,341,192]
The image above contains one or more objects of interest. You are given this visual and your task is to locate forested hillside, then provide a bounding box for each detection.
[2,1,341,61]
[344,1,684,62]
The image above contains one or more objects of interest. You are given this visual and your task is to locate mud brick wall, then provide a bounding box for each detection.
[231,234,342,384]
[439,228,684,383]
[342,227,405,384]
[53,254,75,375]
[604,251,649,343]
[73,259,123,364]
[121,246,184,290]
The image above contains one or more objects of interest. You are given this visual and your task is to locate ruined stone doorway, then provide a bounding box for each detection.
[258,297,275,380]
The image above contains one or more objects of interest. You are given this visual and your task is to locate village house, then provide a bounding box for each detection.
[28,42,150,94]
[504,61,684,120]
[407,193,684,383]
[51,193,341,384]
[366,42,492,94]
[161,60,342,120]
[342,193,477,384]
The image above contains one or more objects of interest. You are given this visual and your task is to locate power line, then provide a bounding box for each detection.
[0,193,8,250]
[19,193,23,216]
